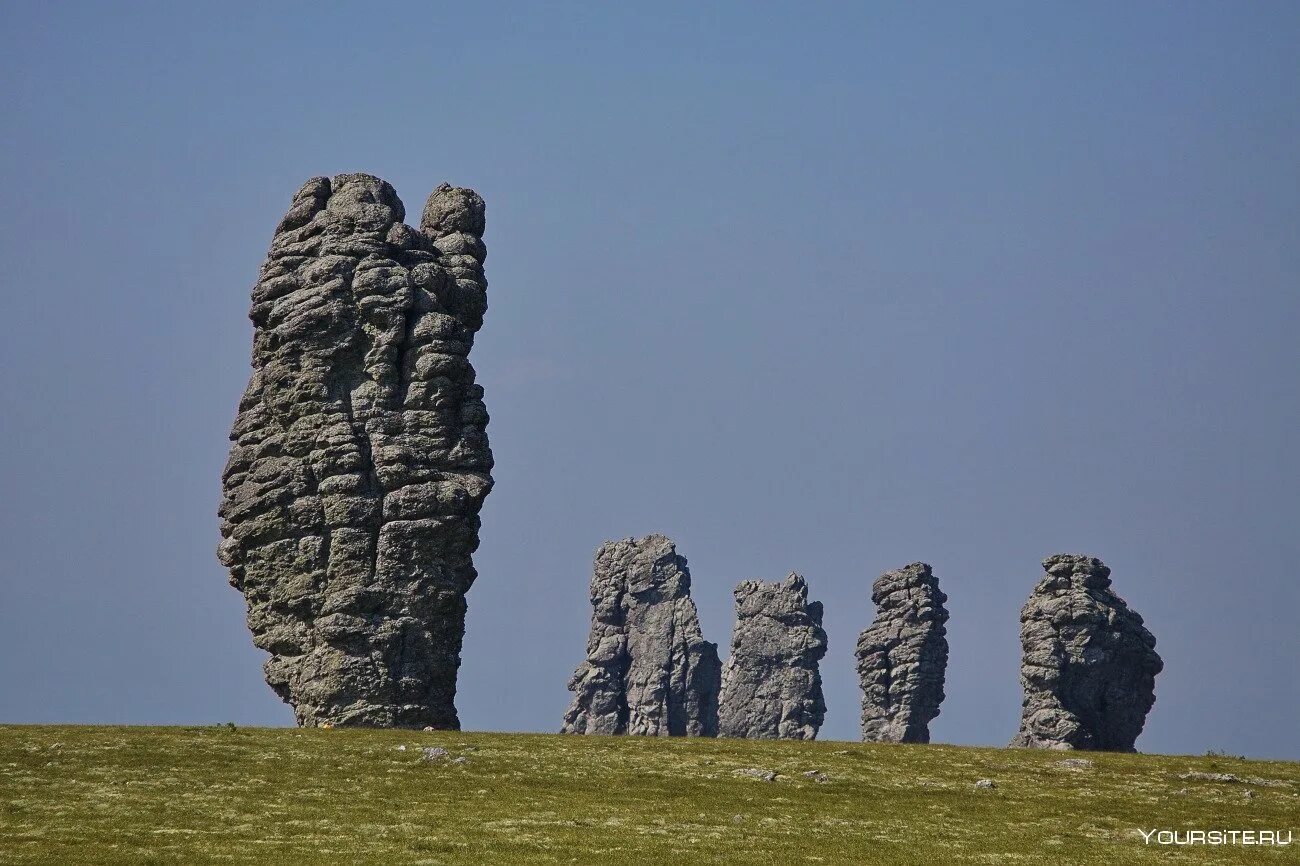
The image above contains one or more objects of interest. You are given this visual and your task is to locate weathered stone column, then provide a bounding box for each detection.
[856,562,950,743]
[562,535,721,736]
[218,174,493,729]
[1010,555,1162,751]
[718,573,827,740]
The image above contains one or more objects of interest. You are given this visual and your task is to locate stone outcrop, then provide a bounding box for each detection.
[856,562,949,743]
[218,174,493,729]
[1010,555,1162,752]
[561,535,721,736]
[718,573,827,740]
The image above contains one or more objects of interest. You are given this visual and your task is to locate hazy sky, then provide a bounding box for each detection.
[2,2,1296,759]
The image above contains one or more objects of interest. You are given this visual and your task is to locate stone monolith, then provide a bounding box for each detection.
[561,534,721,736]
[218,174,492,728]
[718,573,827,740]
[856,562,949,743]
[1010,555,1162,751]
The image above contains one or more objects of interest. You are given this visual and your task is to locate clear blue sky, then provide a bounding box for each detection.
[1,2,1296,758]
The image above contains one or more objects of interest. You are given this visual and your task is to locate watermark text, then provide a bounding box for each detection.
[1138,828,1291,846]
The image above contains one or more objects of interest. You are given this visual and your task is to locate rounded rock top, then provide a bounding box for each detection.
[422,183,486,237]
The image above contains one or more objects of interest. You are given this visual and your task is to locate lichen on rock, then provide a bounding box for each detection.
[218,174,492,729]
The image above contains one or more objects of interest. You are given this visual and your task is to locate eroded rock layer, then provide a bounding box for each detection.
[561,535,721,736]
[218,174,492,729]
[856,562,949,743]
[718,573,827,740]
[1010,555,1162,752]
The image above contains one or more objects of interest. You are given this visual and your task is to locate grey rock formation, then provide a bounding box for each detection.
[856,562,949,743]
[718,573,827,740]
[1010,555,1162,752]
[561,535,721,736]
[218,174,493,729]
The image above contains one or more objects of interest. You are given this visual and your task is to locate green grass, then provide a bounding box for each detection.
[1,726,1296,864]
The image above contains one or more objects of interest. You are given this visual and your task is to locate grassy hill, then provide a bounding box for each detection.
[1,725,1295,864]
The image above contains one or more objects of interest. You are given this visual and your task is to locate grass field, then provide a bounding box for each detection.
[0,725,1296,864]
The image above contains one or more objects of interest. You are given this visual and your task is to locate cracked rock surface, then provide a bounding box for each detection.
[218,174,492,729]
[856,562,949,743]
[561,535,720,736]
[718,573,827,740]
[1010,555,1162,752]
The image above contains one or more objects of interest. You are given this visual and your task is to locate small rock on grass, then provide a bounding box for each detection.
[975,779,996,789]
[421,747,449,761]
[1177,771,1286,787]
[1181,771,1239,783]
[802,770,829,783]
[1057,758,1094,770]
[735,768,778,782]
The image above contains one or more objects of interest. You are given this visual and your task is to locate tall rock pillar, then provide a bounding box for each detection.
[718,573,828,740]
[218,174,493,728]
[562,534,721,736]
[1010,555,1162,751]
[856,562,949,743]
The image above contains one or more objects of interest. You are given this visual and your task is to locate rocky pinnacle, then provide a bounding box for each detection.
[218,174,493,729]
[718,573,828,740]
[1010,555,1163,752]
[561,535,721,736]
[856,562,950,743]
